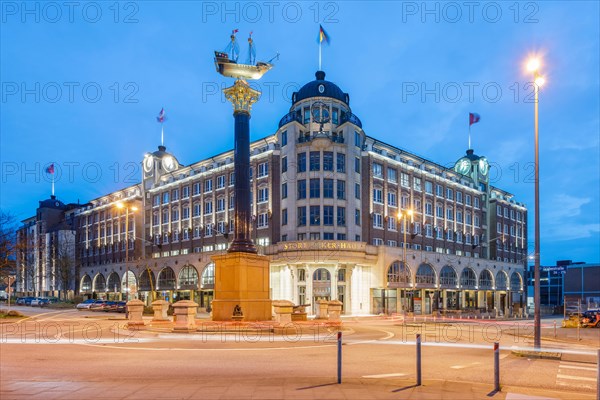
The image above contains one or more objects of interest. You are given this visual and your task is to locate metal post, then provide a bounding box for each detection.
[533,76,541,350]
[554,320,557,338]
[125,207,130,319]
[337,331,342,384]
[596,349,599,400]
[416,333,422,386]
[577,299,581,341]
[494,342,500,392]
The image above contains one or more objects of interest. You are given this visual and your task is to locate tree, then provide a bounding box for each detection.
[0,210,18,282]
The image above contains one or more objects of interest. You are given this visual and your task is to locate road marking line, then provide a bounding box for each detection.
[556,374,597,382]
[559,365,596,371]
[557,382,594,390]
[450,362,481,369]
[362,373,406,378]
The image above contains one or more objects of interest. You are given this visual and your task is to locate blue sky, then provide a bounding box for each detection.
[1,1,598,264]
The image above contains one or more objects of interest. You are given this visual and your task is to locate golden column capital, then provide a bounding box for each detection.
[223,79,261,114]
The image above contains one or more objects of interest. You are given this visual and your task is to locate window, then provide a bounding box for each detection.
[388,217,397,231]
[465,194,471,206]
[217,198,225,212]
[205,224,213,237]
[373,188,383,204]
[332,108,339,124]
[323,151,333,171]
[388,167,397,183]
[446,207,454,221]
[153,195,160,206]
[474,215,480,227]
[258,187,269,203]
[162,209,169,224]
[258,162,268,178]
[355,157,360,173]
[281,130,287,146]
[323,179,334,198]
[217,175,225,189]
[204,179,212,193]
[401,173,410,187]
[281,182,288,199]
[355,183,360,199]
[497,204,502,216]
[182,186,190,199]
[257,213,268,228]
[388,192,397,207]
[413,177,422,192]
[373,162,383,178]
[162,192,169,204]
[217,221,226,234]
[446,230,453,241]
[425,181,433,194]
[504,207,509,218]
[229,194,234,210]
[282,209,288,225]
[355,209,361,225]
[474,197,480,208]
[323,232,334,240]
[281,156,287,173]
[309,178,320,198]
[336,153,345,173]
[303,107,310,123]
[297,153,306,173]
[401,196,409,209]
[373,213,383,228]
[466,212,472,225]
[172,208,180,221]
[456,191,463,204]
[309,151,320,171]
[337,207,346,226]
[172,189,179,201]
[456,210,463,223]
[152,213,159,226]
[446,188,453,200]
[337,233,346,240]
[354,131,361,147]
[425,202,433,216]
[373,238,384,246]
[436,184,443,197]
[323,206,334,225]
[425,224,433,237]
[337,181,346,200]
[310,206,320,225]
[297,207,306,226]
[229,172,235,186]
[204,201,213,215]
[193,203,201,217]
[297,180,306,199]
[497,222,502,233]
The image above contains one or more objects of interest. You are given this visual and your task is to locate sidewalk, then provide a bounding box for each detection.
[1,377,594,399]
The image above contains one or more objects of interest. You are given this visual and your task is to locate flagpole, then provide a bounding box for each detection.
[51,173,55,197]
[161,125,164,146]
[468,124,471,149]
[319,41,322,70]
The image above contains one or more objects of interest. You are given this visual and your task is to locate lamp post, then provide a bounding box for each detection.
[116,202,138,317]
[397,209,413,314]
[527,58,544,350]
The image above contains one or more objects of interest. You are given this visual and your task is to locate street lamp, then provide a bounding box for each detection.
[397,209,413,314]
[116,202,138,315]
[526,57,544,350]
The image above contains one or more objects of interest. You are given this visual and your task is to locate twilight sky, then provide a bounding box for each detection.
[1,1,599,264]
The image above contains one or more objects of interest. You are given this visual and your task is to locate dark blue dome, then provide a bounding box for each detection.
[39,196,66,209]
[292,71,349,105]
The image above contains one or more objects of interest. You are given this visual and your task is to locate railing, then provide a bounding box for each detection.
[297,132,345,144]
[278,111,302,128]
[340,112,362,128]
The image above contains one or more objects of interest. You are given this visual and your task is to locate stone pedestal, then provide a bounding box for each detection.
[272,300,294,324]
[151,300,170,322]
[316,300,329,319]
[327,300,343,322]
[126,299,145,330]
[211,252,272,321]
[172,300,198,333]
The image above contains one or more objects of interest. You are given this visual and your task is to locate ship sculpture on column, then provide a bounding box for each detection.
[210,31,275,321]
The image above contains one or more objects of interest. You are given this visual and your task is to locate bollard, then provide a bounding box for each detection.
[416,334,422,386]
[337,331,342,384]
[494,342,500,392]
[554,320,557,338]
[596,349,599,400]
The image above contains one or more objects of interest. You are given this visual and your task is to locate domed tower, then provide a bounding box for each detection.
[276,71,364,242]
[453,149,489,192]
[142,145,181,190]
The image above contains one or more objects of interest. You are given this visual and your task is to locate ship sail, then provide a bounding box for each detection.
[214,30,275,80]
[223,29,240,62]
[246,32,257,65]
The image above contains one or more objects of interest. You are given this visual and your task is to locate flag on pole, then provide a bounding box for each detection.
[469,112,481,126]
[156,108,166,123]
[46,164,55,174]
[318,25,330,45]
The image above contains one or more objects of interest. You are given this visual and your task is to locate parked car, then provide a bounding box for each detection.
[89,300,107,311]
[24,297,41,306]
[116,301,127,313]
[31,297,59,307]
[101,301,117,312]
[76,299,96,310]
[16,297,34,305]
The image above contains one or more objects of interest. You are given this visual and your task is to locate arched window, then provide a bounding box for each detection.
[313,268,331,281]
[81,275,92,292]
[121,271,137,292]
[107,272,121,292]
[387,261,411,286]
[201,263,215,289]
[496,271,508,290]
[440,266,457,287]
[415,263,436,286]
[178,265,199,289]
[479,269,493,290]
[139,270,155,291]
[157,267,176,290]
[460,267,477,288]
[510,272,523,291]
[93,273,106,292]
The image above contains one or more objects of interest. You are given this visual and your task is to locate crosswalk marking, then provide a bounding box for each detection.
[556,374,597,382]
[555,360,598,391]
[362,373,406,378]
[558,364,596,371]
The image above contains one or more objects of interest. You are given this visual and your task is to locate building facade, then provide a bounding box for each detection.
[17,70,529,316]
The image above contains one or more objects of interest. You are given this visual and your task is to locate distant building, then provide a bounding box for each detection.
[563,261,600,310]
